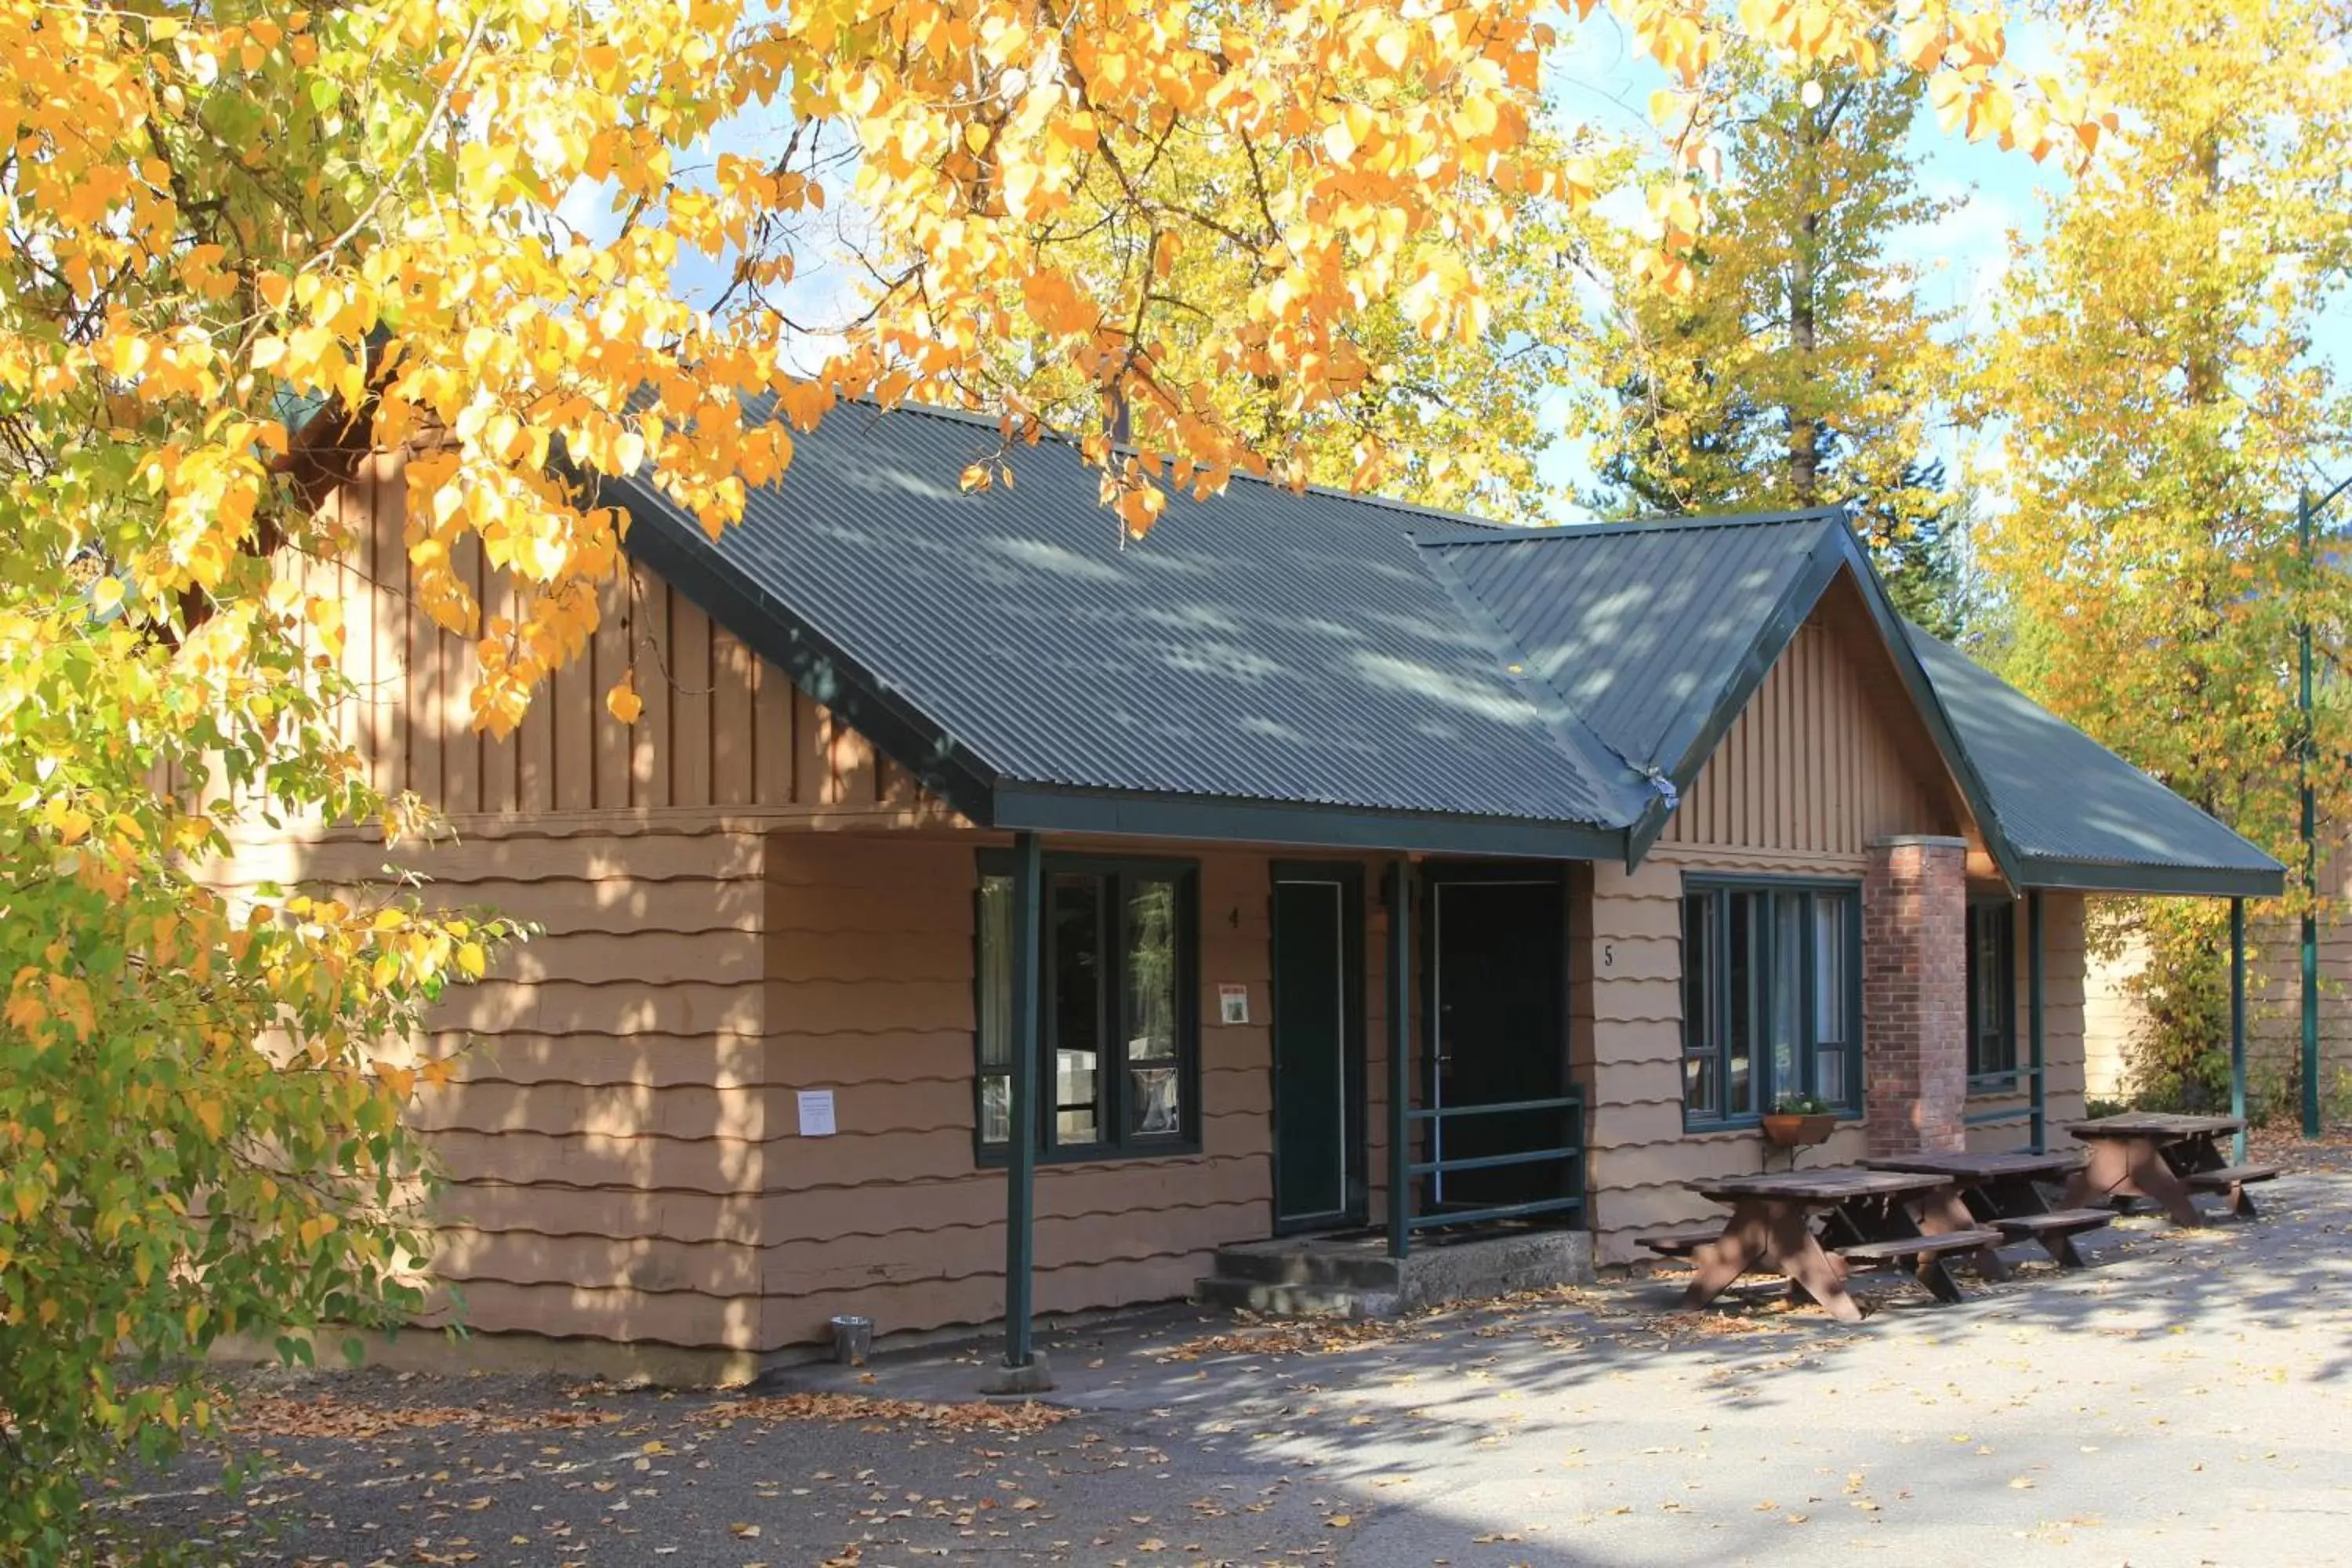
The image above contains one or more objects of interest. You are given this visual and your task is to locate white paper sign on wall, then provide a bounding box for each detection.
[1217,984,1250,1025]
[797,1088,837,1138]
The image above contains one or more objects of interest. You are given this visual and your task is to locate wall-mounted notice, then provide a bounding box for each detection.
[1218,984,1250,1025]
[797,1088,837,1137]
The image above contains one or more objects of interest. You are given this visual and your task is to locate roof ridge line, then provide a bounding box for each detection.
[1416,506,1849,548]
[763,390,1544,532]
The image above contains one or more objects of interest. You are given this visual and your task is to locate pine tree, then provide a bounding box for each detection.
[1572,56,1963,626]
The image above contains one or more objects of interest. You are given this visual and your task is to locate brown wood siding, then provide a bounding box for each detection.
[205,828,1303,1350]
[207,829,782,1348]
[751,836,1297,1348]
[1586,583,2033,1265]
[219,819,1381,1351]
[1575,857,1846,1268]
[264,448,958,831]
[1662,574,1962,863]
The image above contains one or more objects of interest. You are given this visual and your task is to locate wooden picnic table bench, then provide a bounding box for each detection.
[1639,1225,1737,1259]
[2062,1113,2278,1225]
[1674,1168,1996,1323]
[1860,1149,2112,1270]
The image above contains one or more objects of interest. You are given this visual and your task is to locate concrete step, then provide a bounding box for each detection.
[1192,1275,1403,1319]
[1207,1240,1401,1292]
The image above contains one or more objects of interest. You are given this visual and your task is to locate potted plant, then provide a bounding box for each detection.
[1762,1094,1837,1148]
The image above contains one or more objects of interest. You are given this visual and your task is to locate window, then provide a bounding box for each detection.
[1967,898,2018,1081]
[975,856,1198,1159]
[1680,881,1860,1124]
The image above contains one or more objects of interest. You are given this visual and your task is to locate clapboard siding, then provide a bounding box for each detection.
[747,834,1290,1348]
[208,808,764,1348]
[420,831,1322,1352]
[1584,584,2007,1266]
[1662,575,1962,860]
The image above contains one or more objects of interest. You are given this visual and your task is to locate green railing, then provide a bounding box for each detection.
[1398,1091,1585,1240]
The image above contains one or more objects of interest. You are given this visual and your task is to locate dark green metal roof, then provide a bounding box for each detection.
[606,397,1645,859]
[604,399,2284,895]
[1414,508,2027,873]
[1904,626,2285,897]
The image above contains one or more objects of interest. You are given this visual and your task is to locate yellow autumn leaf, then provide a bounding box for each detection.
[606,674,643,725]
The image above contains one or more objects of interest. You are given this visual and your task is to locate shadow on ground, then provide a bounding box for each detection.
[103,1142,2352,1566]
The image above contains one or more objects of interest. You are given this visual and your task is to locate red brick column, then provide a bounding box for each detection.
[1864,835,1969,1156]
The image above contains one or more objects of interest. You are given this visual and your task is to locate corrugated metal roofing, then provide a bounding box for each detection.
[1904,626,2284,893]
[1421,512,1842,774]
[606,397,1646,832]
[604,397,2284,893]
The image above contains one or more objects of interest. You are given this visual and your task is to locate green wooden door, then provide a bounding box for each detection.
[1272,869,1363,1231]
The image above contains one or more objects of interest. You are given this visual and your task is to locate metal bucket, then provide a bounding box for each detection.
[829,1313,874,1367]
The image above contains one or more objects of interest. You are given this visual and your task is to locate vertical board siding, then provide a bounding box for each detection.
[274,456,953,822]
[1664,579,1956,859]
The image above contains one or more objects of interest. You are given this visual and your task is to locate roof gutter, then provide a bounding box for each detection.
[2014,857,2287,900]
[992,782,1628,862]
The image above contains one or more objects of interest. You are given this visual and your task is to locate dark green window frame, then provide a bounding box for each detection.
[1679,878,1862,1127]
[1967,898,2019,1083]
[973,852,1201,1164]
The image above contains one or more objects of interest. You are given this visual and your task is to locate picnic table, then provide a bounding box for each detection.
[1660,1168,2002,1323]
[1860,1149,2113,1270]
[2062,1112,2280,1225]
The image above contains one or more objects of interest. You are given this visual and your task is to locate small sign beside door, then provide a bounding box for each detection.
[1217,984,1250,1025]
[796,1088,837,1137]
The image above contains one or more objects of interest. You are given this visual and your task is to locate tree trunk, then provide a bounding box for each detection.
[1788,106,1823,506]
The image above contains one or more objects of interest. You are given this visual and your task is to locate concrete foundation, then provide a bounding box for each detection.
[1196,1226,1595,1319]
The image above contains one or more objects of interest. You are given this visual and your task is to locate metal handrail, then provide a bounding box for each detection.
[1408,1192,1584,1231]
[1405,1092,1582,1122]
[1408,1144,1576,1177]
[1401,1091,1585,1235]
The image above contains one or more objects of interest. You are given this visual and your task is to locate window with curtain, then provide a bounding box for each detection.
[975,855,1199,1159]
[1966,898,2018,1080]
[1680,880,1861,1125]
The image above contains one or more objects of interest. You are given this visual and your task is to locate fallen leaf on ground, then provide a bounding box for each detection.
[691,1393,1073,1436]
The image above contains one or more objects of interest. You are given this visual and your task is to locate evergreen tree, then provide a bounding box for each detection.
[1571,56,1963,628]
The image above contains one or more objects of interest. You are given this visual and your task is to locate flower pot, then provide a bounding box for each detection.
[1762,1112,1836,1148]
